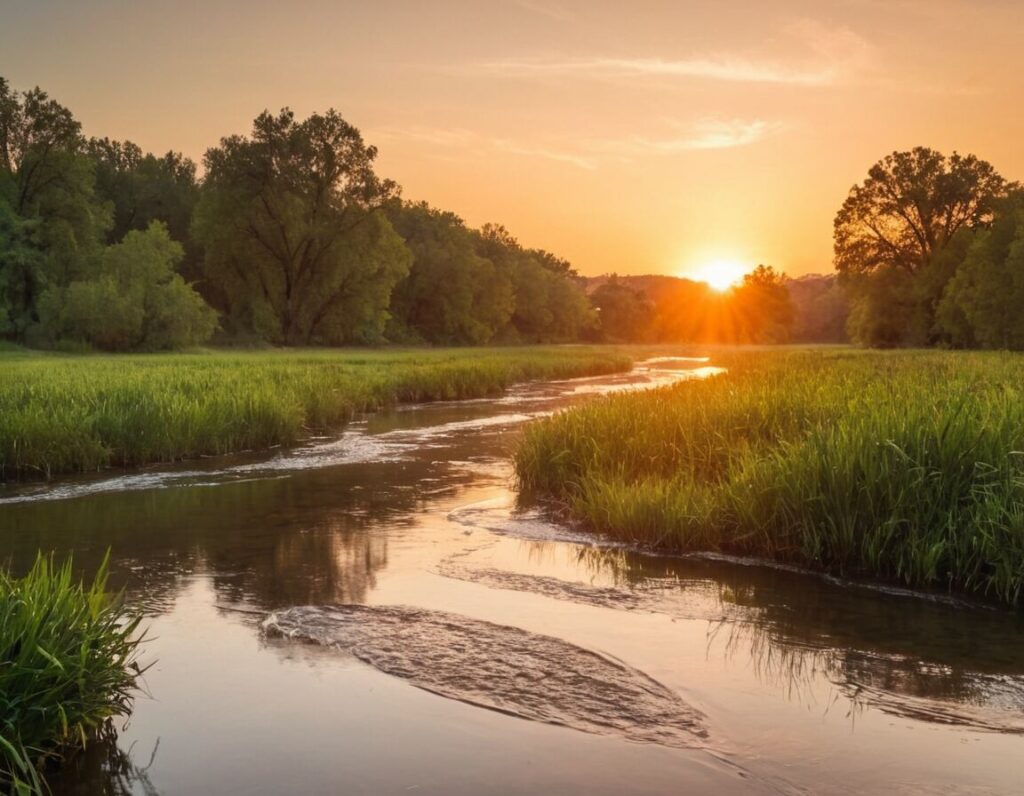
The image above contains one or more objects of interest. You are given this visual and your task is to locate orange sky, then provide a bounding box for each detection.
[4,0,1023,278]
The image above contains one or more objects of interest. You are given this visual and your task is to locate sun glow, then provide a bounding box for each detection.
[684,259,749,292]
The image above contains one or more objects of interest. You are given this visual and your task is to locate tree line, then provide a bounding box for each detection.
[0,78,599,351]
[6,76,1012,352]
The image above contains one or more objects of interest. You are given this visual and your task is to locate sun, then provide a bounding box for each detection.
[685,259,749,292]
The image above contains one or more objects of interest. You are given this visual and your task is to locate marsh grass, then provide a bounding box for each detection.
[0,346,631,480]
[515,349,1024,606]
[0,554,144,795]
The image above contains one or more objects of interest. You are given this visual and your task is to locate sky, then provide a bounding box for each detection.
[3,0,1023,279]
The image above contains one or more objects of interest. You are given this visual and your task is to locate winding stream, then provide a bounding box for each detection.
[3,357,1023,795]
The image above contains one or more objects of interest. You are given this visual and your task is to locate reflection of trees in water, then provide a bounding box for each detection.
[716,617,1024,732]
[47,721,160,796]
[1,460,426,612]
[560,541,1024,729]
[208,517,391,609]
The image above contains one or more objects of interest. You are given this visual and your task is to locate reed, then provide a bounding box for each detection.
[0,554,144,795]
[515,349,1024,606]
[0,346,632,480]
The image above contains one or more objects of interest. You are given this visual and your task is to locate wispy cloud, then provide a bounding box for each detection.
[373,117,783,172]
[481,56,837,86]
[473,21,871,87]
[589,119,786,155]
[494,139,598,170]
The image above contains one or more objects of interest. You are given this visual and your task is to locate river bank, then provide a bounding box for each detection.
[0,346,631,481]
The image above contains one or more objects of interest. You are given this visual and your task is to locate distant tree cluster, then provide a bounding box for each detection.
[834,146,1023,349]
[0,76,595,351]
[582,268,804,345]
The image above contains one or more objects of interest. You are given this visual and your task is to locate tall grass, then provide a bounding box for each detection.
[515,349,1024,606]
[0,554,144,794]
[0,346,632,480]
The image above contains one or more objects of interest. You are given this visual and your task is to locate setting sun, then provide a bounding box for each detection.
[685,259,749,291]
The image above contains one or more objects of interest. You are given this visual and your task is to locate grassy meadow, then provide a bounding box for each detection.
[515,348,1024,606]
[0,346,632,481]
[0,555,143,794]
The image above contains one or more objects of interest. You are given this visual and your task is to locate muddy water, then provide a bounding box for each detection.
[3,358,1024,795]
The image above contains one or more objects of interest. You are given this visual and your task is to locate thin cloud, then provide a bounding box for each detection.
[372,126,478,147]
[372,117,782,172]
[494,139,598,170]
[372,126,597,170]
[474,21,871,87]
[589,119,787,155]
[482,56,838,86]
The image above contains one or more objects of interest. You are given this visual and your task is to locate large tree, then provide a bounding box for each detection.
[834,148,1008,277]
[0,77,109,338]
[834,148,1011,346]
[193,108,410,344]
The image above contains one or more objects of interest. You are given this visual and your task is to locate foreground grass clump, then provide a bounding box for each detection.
[0,346,631,480]
[515,349,1024,606]
[0,555,143,794]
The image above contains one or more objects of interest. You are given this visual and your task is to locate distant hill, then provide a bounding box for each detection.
[581,274,707,302]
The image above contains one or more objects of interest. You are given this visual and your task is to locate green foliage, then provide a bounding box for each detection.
[844,266,928,347]
[834,148,1013,347]
[938,196,1024,349]
[85,139,199,247]
[0,77,112,343]
[516,349,1024,606]
[386,202,514,344]
[785,274,850,343]
[0,553,144,795]
[36,222,216,351]
[0,346,632,480]
[0,199,44,337]
[589,275,654,342]
[730,265,794,343]
[474,224,595,342]
[193,108,409,345]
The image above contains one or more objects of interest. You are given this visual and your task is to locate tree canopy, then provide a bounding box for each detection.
[37,221,216,351]
[193,108,409,345]
[937,193,1024,349]
[834,148,1008,278]
[386,202,513,344]
[835,148,1019,347]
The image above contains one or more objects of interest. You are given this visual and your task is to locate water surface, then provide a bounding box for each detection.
[3,357,1023,795]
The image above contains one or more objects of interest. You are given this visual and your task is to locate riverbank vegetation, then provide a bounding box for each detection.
[0,554,143,795]
[0,346,631,480]
[515,349,1024,607]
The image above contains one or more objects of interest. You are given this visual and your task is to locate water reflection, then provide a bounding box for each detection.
[474,523,1024,733]
[47,722,160,796]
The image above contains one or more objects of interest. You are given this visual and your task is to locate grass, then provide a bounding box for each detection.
[515,348,1024,607]
[0,346,632,480]
[0,554,144,795]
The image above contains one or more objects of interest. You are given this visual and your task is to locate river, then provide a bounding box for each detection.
[2,357,1023,795]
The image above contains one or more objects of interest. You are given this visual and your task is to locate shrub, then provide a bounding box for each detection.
[0,554,144,794]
